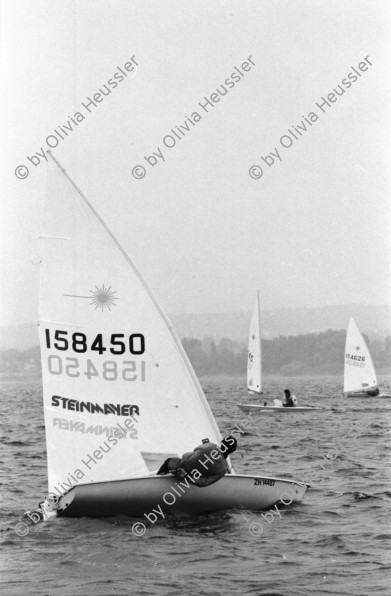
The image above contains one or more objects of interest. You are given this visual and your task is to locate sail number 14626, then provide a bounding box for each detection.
[45,330,145,355]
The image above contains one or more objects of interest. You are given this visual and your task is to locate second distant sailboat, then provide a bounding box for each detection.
[343,317,390,398]
[237,292,322,413]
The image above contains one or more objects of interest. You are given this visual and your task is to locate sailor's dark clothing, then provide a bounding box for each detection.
[283,396,295,407]
[366,388,380,397]
[156,457,181,476]
[157,442,228,487]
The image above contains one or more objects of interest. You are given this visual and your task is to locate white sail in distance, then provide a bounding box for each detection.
[39,157,222,492]
[343,317,378,394]
[247,291,262,394]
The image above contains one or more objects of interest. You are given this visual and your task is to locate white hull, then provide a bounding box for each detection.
[57,474,308,518]
[344,392,391,399]
[237,404,323,413]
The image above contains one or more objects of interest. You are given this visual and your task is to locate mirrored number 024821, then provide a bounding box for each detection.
[47,356,145,382]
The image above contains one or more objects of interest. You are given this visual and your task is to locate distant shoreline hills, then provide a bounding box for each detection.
[0,304,390,349]
[171,304,391,342]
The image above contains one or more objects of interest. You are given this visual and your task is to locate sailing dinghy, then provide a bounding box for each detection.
[237,292,322,414]
[237,403,323,413]
[31,156,309,521]
[343,317,390,398]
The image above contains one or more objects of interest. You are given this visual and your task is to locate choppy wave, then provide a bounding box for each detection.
[1,376,390,595]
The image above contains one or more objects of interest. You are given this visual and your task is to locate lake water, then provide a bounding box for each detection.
[1,375,390,595]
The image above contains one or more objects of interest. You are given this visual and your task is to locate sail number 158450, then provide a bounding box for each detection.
[44,330,145,355]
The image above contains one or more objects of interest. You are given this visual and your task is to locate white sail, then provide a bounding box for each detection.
[343,317,378,394]
[39,158,222,492]
[247,291,262,394]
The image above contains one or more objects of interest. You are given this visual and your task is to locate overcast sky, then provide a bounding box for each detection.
[1,0,390,329]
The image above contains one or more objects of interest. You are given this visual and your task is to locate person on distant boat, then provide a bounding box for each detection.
[157,435,237,487]
[365,388,380,397]
[282,389,297,407]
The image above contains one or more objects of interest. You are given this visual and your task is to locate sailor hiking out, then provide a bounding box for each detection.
[157,435,237,487]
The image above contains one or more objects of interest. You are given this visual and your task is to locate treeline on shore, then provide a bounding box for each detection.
[183,330,391,376]
[1,330,390,378]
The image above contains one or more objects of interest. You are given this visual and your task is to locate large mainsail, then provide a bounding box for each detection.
[247,291,262,394]
[39,158,222,492]
[343,317,378,394]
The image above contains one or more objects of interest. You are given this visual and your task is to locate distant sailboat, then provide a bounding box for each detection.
[343,317,390,398]
[29,156,308,521]
[238,293,322,413]
[247,290,262,396]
